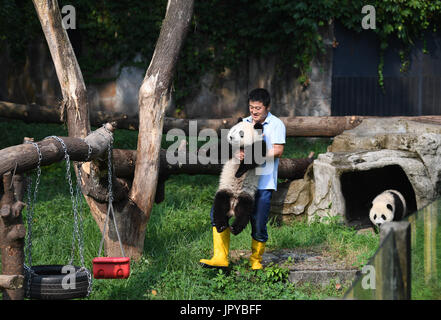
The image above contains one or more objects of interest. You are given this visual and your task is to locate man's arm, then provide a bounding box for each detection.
[266,144,284,159]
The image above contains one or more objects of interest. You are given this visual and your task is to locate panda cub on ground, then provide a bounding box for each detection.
[212,119,267,235]
[369,189,407,228]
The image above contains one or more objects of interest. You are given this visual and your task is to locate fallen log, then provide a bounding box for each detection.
[1,136,314,206]
[0,100,138,130]
[2,142,314,181]
[4,100,441,137]
[122,150,314,204]
[164,115,441,136]
[113,149,314,180]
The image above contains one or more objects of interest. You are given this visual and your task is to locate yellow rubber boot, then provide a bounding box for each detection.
[199,227,230,269]
[250,238,266,270]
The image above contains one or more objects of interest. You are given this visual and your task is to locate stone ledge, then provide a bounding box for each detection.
[230,248,359,286]
[288,269,359,286]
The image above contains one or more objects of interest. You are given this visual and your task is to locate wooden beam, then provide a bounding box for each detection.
[0,123,115,177]
[3,100,441,137]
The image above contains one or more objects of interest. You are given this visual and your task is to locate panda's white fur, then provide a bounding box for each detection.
[212,120,266,235]
[369,189,407,227]
[217,161,260,209]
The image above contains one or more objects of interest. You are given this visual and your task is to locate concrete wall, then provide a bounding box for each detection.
[0,23,334,119]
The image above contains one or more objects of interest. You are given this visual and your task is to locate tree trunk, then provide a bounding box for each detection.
[32,0,193,259]
[29,0,193,260]
[32,0,90,138]
[33,0,139,260]
[121,0,194,258]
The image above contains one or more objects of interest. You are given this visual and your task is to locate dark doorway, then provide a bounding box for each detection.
[340,165,417,229]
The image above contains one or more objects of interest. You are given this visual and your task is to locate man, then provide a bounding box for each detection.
[200,88,286,270]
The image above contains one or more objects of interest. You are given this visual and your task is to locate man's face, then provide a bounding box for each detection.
[249,100,268,124]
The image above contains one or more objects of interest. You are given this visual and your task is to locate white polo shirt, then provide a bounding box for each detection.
[244,112,286,191]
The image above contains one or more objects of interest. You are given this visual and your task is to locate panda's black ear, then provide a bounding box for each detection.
[253,122,263,131]
[237,117,243,123]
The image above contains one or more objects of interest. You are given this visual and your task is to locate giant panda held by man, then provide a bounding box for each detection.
[212,118,267,235]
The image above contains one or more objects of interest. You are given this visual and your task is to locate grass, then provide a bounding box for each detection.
[0,118,379,300]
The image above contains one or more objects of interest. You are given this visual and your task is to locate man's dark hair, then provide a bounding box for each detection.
[248,88,270,107]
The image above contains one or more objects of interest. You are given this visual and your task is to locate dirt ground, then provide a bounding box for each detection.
[230,246,359,272]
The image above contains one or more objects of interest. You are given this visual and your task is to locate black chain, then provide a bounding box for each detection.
[23,136,94,297]
[23,141,42,298]
[98,126,125,257]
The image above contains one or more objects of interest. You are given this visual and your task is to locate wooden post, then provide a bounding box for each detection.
[380,221,411,300]
[407,214,417,249]
[423,203,438,283]
[0,171,26,300]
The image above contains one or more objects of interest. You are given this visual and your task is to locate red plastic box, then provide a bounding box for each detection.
[92,257,131,279]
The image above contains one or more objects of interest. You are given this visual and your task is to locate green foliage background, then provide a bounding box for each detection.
[1,0,441,107]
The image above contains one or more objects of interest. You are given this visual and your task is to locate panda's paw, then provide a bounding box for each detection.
[229,225,239,235]
[230,224,245,235]
[215,225,229,233]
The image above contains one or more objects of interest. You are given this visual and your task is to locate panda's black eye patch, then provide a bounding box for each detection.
[239,130,244,138]
[381,214,387,220]
[373,214,377,220]
[386,204,393,211]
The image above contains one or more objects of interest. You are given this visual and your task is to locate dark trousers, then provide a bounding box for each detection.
[210,189,273,242]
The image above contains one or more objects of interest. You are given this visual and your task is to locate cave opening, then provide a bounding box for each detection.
[340,165,417,229]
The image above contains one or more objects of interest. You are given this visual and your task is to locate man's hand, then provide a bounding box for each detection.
[234,149,245,161]
[234,144,283,162]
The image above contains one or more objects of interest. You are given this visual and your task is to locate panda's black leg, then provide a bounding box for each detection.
[230,193,254,235]
[235,163,255,178]
[213,190,233,233]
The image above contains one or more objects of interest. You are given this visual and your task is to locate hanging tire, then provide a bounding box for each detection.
[24,265,92,300]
